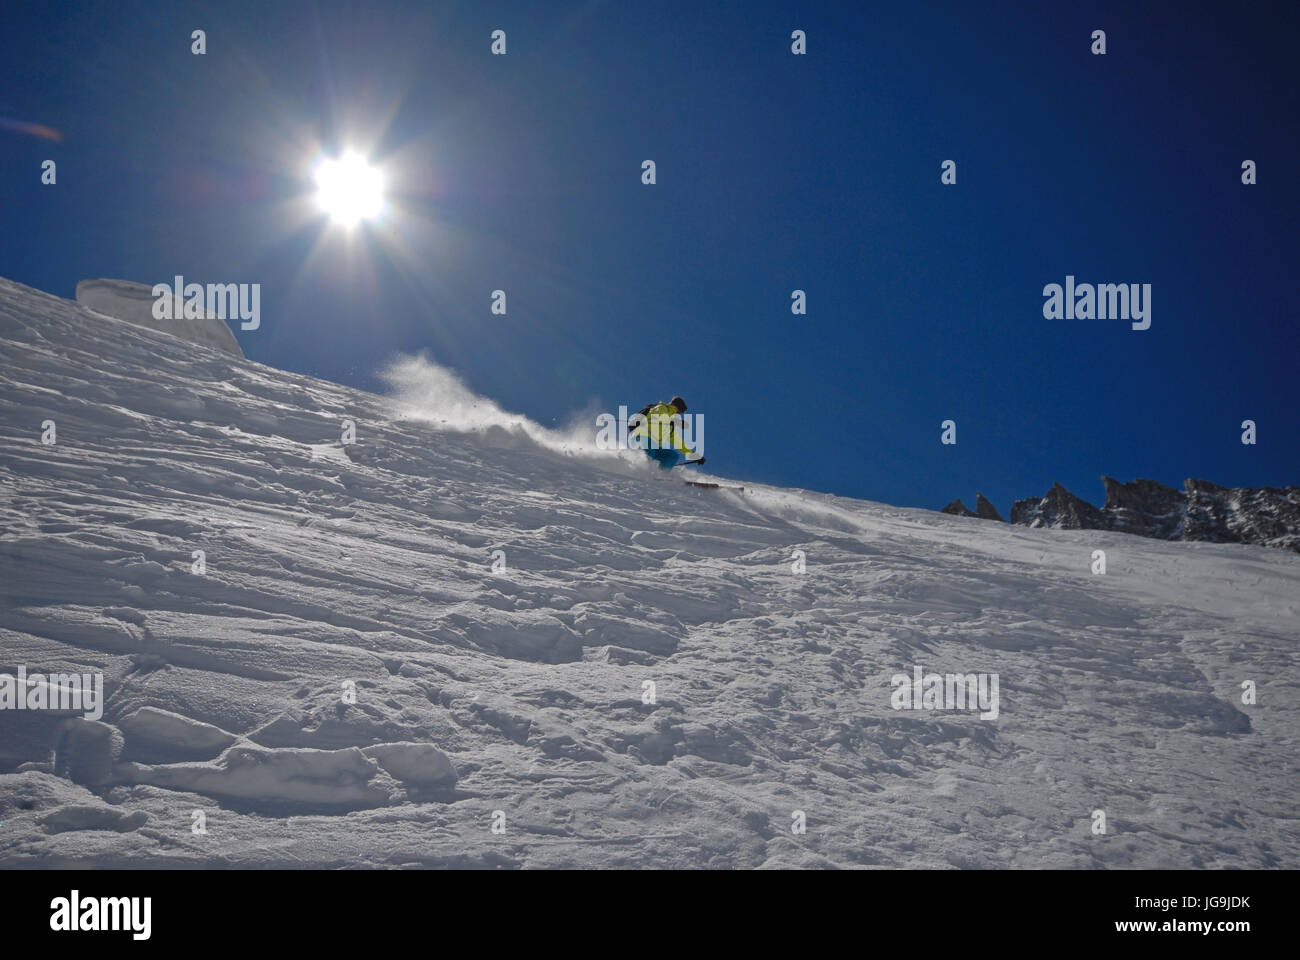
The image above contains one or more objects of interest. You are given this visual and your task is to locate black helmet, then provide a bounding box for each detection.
[670,395,687,413]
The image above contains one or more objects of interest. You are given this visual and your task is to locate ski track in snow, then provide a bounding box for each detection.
[1,275,1297,868]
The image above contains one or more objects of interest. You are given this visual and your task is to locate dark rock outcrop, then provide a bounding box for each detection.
[1000,477,1300,552]
[975,493,1004,523]
[1183,479,1300,549]
[1101,477,1185,539]
[942,494,1005,522]
[1010,482,1108,529]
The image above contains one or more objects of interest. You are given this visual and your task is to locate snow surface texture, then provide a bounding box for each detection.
[75,278,245,360]
[1,274,1297,868]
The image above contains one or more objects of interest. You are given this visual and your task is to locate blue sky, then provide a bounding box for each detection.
[3,0,1297,513]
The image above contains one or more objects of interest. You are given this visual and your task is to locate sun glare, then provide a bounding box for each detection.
[314,152,385,227]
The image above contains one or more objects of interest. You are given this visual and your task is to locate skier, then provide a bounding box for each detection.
[630,395,705,469]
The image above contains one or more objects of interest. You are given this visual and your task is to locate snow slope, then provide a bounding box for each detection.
[1,275,1297,868]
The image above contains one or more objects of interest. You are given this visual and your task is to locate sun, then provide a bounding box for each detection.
[313,152,385,227]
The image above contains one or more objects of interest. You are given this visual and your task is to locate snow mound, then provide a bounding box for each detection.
[118,707,237,761]
[120,744,398,811]
[361,742,458,788]
[40,803,149,834]
[75,278,245,359]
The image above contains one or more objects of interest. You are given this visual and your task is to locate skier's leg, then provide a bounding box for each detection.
[646,447,680,470]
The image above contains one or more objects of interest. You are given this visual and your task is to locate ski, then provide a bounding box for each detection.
[685,481,744,492]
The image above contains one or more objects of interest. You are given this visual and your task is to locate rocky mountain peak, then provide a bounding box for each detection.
[975,492,1004,522]
[1009,482,1107,529]
[954,475,1300,552]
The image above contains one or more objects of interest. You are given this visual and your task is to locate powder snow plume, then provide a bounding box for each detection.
[379,353,627,461]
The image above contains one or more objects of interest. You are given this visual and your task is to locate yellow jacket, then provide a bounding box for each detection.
[630,402,698,457]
